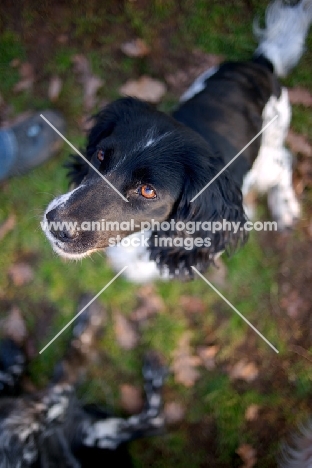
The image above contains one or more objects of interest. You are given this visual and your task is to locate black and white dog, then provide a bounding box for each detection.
[0,299,166,467]
[43,0,312,281]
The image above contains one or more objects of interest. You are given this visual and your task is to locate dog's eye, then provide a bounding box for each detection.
[97,149,105,162]
[139,185,157,199]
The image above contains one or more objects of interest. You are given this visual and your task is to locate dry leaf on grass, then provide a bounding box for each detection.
[114,313,139,350]
[8,262,34,286]
[295,149,312,197]
[229,360,259,382]
[0,215,15,241]
[119,76,167,103]
[121,38,150,58]
[72,54,91,76]
[179,295,206,314]
[172,332,201,387]
[72,54,104,111]
[287,130,312,158]
[131,284,164,323]
[10,58,20,68]
[57,34,68,45]
[164,401,185,424]
[280,289,309,318]
[245,404,260,422]
[236,443,257,468]
[296,158,312,192]
[298,158,312,177]
[48,75,63,102]
[83,75,103,111]
[288,87,312,107]
[2,306,27,345]
[14,62,35,93]
[120,384,143,414]
[197,345,219,370]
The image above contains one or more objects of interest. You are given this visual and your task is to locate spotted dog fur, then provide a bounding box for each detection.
[0,300,166,467]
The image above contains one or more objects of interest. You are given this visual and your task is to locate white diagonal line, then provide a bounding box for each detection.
[191,266,279,353]
[39,266,128,354]
[190,114,278,202]
[40,114,129,202]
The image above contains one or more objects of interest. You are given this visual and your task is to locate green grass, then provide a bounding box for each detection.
[0,31,26,94]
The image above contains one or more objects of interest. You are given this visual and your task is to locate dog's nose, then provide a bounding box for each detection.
[46,208,57,223]
[46,208,77,242]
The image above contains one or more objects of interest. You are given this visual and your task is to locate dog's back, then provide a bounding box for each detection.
[173,59,278,187]
[174,0,312,188]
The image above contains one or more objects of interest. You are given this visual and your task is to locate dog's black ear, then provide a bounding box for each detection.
[64,98,152,187]
[64,154,89,187]
[149,167,248,279]
[64,104,117,187]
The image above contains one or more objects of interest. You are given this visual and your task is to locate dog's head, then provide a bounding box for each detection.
[43,97,247,278]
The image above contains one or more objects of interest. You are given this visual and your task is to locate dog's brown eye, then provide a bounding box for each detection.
[139,185,157,199]
[97,149,105,162]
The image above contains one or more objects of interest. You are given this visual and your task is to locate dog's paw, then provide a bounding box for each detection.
[268,185,300,230]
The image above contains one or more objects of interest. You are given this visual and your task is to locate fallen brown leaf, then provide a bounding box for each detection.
[14,62,35,93]
[296,158,312,191]
[236,443,257,468]
[164,401,185,424]
[48,75,63,102]
[119,76,167,103]
[131,284,164,323]
[120,384,143,414]
[120,38,150,58]
[179,295,206,314]
[245,404,260,422]
[57,34,68,45]
[8,262,34,286]
[287,129,312,158]
[10,58,20,68]
[172,332,201,387]
[288,87,312,107]
[72,54,91,76]
[229,360,259,382]
[2,306,27,345]
[0,215,15,241]
[280,289,309,318]
[197,345,219,370]
[83,75,104,111]
[72,54,104,111]
[114,313,139,350]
